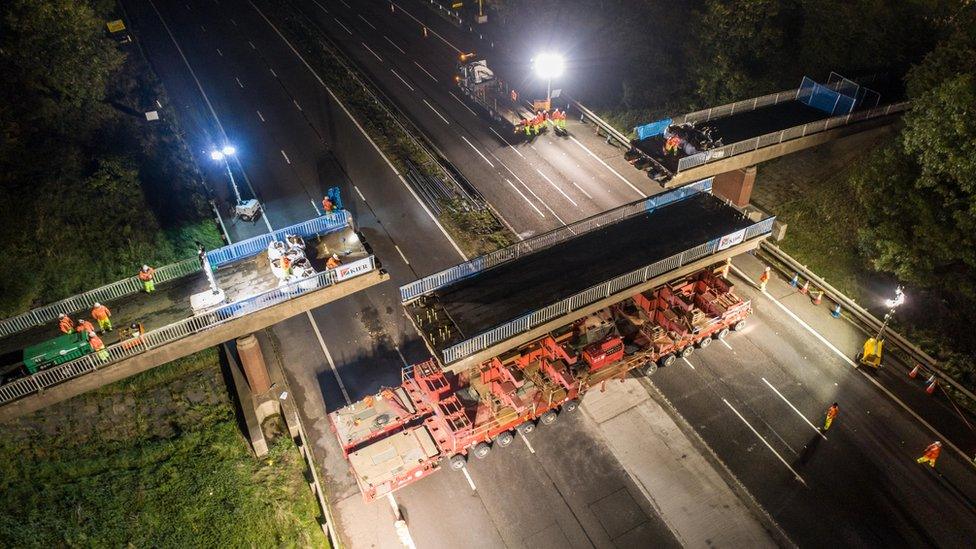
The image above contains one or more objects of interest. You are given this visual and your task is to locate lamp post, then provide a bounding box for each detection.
[876,285,905,340]
[532,53,565,103]
[210,144,261,222]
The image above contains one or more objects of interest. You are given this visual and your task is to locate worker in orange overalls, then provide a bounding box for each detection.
[91,302,112,333]
[823,402,839,431]
[758,266,771,291]
[558,109,567,131]
[75,318,95,335]
[322,196,337,220]
[58,313,75,335]
[326,253,342,270]
[917,441,942,468]
[138,264,156,293]
[87,331,109,361]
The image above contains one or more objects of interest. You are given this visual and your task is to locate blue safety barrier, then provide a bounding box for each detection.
[635,118,672,141]
[798,76,855,116]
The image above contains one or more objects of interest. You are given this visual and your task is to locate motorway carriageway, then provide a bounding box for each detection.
[124,0,976,545]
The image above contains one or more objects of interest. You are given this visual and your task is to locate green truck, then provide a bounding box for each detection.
[22,331,92,374]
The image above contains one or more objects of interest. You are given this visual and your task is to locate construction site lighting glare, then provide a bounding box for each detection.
[885,286,905,309]
[209,150,225,161]
[533,53,565,79]
[221,145,236,156]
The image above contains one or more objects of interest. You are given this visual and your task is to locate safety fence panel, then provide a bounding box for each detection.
[0,256,376,406]
[798,76,856,116]
[0,212,352,339]
[677,89,798,125]
[400,180,713,303]
[676,102,909,173]
[439,218,775,364]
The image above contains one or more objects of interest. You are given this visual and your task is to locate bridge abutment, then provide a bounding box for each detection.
[712,166,757,207]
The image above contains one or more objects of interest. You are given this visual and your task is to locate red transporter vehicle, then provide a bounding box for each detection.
[329,266,752,502]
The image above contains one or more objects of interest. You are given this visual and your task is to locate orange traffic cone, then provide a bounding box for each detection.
[909,364,920,379]
[926,380,938,395]
[799,281,809,295]
[812,290,823,305]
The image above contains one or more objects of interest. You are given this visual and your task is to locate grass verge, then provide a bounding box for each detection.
[0,350,327,548]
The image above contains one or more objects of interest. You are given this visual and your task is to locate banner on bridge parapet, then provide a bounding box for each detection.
[335,257,374,282]
[717,229,747,251]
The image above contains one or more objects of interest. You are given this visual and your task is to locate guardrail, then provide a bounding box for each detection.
[0,255,377,406]
[440,217,775,364]
[399,179,713,303]
[759,242,976,404]
[0,212,352,339]
[675,89,799,125]
[676,102,909,172]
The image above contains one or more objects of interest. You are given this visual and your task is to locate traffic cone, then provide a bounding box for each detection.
[926,379,938,395]
[831,304,842,318]
[799,281,809,295]
[790,273,799,288]
[811,290,823,305]
[909,364,920,379]
[926,374,936,385]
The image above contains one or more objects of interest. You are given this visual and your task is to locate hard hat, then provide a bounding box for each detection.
[935,441,942,446]
[142,264,149,270]
[332,253,339,259]
[94,302,101,307]
[87,331,96,337]
[59,313,66,318]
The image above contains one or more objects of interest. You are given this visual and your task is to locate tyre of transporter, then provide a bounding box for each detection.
[697,336,712,349]
[658,353,677,368]
[562,399,580,413]
[449,454,466,470]
[516,421,535,434]
[732,319,747,331]
[642,362,658,377]
[715,327,730,340]
[472,442,491,459]
[495,431,515,448]
[539,411,558,426]
[680,345,695,358]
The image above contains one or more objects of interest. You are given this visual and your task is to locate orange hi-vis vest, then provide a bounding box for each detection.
[924,444,941,460]
[92,305,111,320]
[138,267,155,281]
[59,316,74,333]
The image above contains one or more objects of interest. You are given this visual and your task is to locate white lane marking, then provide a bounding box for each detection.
[384,35,406,54]
[390,68,414,91]
[518,430,536,453]
[269,67,278,77]
[394,244,410,265]
[497,161,565,225]
[353,184,367,202]
[281,150,291,164]
[413,61,438,82]
[567,179,593,199]
[307,311,351,405]
[235,76,244,88]
[450,91,479,117]
[535,168,578,207]
[147,0,273,232]
[256,110,265,122]
[216,48,223,56]
[734,265,975,468]
[568,136,645,197]
[422,99,450,124]
[388,493,417,549]
[489,127,523,158]
[357,14,377,29]
[250,0,467,260]
[391,1,462,53]
[682,357,695,370]
[506,179,545,218]
[201,24,206,32]
[230,17,237,26]
[334,17,353,35]
[248,40,256,50]
[724,398,806,486]
[393,345,409,367]
[461,467,477,491]
[293,99,303,111]
[338,0,350,8]
[720,338,733,350]
[362,42,383,62]
[461,135,493,167]
[762,377,828,440]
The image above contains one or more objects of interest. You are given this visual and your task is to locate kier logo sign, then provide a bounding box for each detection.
[717,229,746,251]
[334,257,373,281]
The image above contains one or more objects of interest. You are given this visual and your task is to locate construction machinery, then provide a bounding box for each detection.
[330,266,751,502]
[456,54,531,128]
[22,331,93,374]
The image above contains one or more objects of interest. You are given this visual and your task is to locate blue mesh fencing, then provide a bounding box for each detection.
[635,118,672,141]
[798,76,855,116]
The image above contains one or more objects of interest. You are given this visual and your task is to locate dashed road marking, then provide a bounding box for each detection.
[334,17,353,35]
[413,61,438,82]
[216,48,223,56]
[506,179,545,218]
[568,136,645,197]
[489,126,523,158]
[230,17,237,26]
[338,0,350,8]
[423,99,450,124]
[496,161,565,225]
[535,168,578,207]
[450,91,479,116]
[281,150,291,164]
[248,40,256,49]
[307,311,351,405]
[362,42,383,62]
[353,184,367,202]
[461,135,493,167]
[294,99,302,111]
[390,68,414,91]
[357,14,376,29]
[256,110,265,122]
[724,398,807,486]
[394,244,410,265]
[518,430,536,453]
[269,67,277,77]
[682,357,695,370]
[461,467,477,491]
[235,76,244,88]
[390,1,462,53]
[384,35,406,54]
[762,377,827,440]
[720,338,733,350]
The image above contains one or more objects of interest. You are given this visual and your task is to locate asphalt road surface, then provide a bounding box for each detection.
[120,0,976,546]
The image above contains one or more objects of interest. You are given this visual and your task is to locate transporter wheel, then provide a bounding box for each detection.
[448,454,467,470]
[659,354,677,368]
[562,399,580,413]
[716,328,730,340]
[496,431,515,448]
[516,421,535,435]
[680,345,695,358]
[732,319,747,332]
[642,362,659,377]
[697,336,712,349]
[473,442,491,460]
[539,411,558,426]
